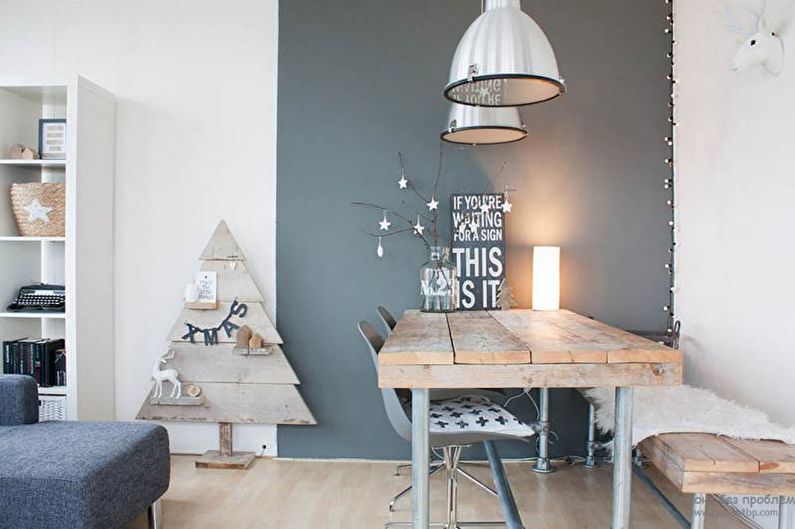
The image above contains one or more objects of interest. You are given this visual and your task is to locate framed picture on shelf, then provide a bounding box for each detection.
[38,119,67,160]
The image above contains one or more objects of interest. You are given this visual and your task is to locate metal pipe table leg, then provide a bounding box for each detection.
[691,493,706,529]
[584,402,598,469]
[532,388,555,474]
[412,389,430,529]
[484,441,525,529]
[611,387,634,529]
[781,497,793,529]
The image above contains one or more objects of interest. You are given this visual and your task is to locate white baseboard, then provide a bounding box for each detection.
[158,422,278,457]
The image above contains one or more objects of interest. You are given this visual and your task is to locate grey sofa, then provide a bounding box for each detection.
[0,375,170,529]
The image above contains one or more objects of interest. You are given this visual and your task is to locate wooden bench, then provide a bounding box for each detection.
[638,433,795,528]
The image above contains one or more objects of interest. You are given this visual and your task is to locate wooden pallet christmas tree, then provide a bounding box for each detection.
[137,221,315,469]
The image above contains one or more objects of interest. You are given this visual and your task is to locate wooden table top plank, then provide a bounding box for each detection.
[490,307,671,364]
[378,361,682,389]
[543,310,631,347]
[544,310,681,364]
[607,348,683,364]
[723,438,795,474]
[546,310,663,348]
[490,310,609,363]
[651,434,760,473]
[379,310,454,366]
[447,311,531,364]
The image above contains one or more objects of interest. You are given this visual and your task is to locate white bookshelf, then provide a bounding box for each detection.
[0,76,115,421]
[0,160,66,169]
[0,236,66,242]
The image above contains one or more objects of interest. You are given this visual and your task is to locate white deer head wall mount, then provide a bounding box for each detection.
[726,0,793,76]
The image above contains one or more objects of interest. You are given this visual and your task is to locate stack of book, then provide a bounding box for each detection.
[2,338,66,387]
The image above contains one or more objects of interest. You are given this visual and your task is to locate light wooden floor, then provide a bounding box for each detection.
[129,456,746,529]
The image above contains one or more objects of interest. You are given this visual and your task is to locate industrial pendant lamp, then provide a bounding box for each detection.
[441,104,527,145]
[445,0,565,107]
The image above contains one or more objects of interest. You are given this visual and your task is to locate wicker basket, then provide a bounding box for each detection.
[39,394,66,421]
[9,183,65,237]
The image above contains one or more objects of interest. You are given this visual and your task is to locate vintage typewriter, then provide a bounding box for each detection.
[7,284,65,313]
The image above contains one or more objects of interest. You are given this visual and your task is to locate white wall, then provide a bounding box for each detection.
[676,0,795,429]
[0,0,280,454]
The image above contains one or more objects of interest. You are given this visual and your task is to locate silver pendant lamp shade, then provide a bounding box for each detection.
[441,104,527,145]
[445,0,565,107]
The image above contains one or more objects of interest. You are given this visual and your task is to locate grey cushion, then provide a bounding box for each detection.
[0,375,38,425]
[0,421,170,529]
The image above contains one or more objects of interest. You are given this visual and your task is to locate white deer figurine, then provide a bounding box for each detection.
[152,348,182,399]
[727,0,793,75]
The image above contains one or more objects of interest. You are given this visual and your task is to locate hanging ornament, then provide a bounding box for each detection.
[413,215,425,235]
[379,210,391,231]
[398,171,408,189]
[376,236,384,258]
[501,186,513,213]
[427,196,439,211]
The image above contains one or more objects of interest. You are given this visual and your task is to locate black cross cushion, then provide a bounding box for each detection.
[428,396,534,438]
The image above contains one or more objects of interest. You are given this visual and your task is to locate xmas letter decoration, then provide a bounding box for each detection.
[182,299,248,346]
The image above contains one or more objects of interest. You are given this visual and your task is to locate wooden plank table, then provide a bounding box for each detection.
[378,309,683,529]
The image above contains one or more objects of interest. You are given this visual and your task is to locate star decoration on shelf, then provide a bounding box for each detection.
[479,203,491,215]
[427,196,439,211]
[398,172,408,189]
[379,210,391,231]
[24,199,52,223]
[413,215,425,236]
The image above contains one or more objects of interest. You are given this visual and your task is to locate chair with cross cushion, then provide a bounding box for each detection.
[358,321,536,528]
[375,306,511,485]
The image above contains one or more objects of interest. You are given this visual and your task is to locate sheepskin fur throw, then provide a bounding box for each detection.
[583,385,795,446]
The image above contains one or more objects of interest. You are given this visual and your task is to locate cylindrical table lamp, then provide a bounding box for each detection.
[532,246,560,311]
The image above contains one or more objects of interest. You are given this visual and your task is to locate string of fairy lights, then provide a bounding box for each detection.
[663,0,677,340]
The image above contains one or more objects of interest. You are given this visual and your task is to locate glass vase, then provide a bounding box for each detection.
[420,246,458,313]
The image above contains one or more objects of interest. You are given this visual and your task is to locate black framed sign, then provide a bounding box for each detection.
[450,193,506,310]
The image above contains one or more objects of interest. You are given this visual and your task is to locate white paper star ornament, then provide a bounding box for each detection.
[502,200,513,213]
[427,197,439,211]
[398,172,408,189]
[24,199,53,224]
[413,215,425,236]
[379,210,391,231]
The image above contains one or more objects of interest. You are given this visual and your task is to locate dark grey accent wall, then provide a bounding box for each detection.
[277,0,670,458]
